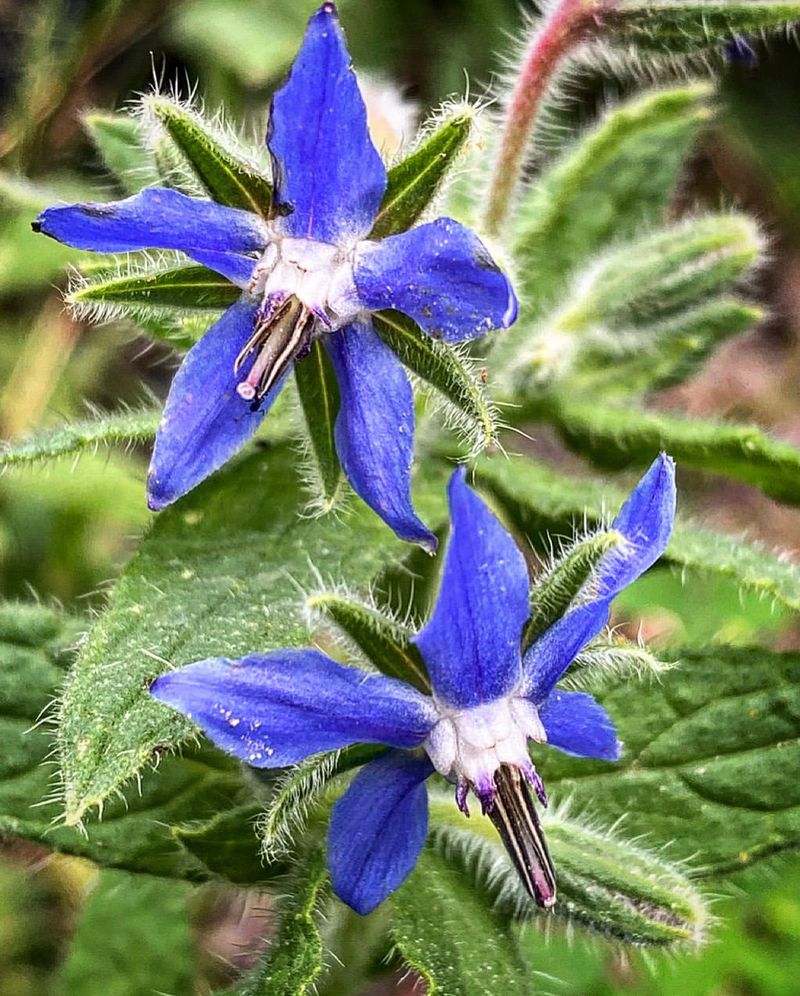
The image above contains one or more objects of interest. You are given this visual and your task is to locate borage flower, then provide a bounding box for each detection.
[32,3,516,549]
[150,455,675,914]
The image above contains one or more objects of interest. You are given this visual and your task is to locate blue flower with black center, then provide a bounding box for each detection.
[150,454,676,915]
[32,3,517,550]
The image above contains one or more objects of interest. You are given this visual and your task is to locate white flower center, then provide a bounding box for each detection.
[249,233,361,330]
[424,696,546,800]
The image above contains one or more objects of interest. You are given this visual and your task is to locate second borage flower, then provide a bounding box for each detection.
[32,3,517,550]
[150,454,676,915]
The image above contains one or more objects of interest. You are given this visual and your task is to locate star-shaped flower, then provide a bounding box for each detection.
[32,3,517,549]
[150,454,676,914]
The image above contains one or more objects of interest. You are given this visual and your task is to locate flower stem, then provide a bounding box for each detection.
[484,0,612,235]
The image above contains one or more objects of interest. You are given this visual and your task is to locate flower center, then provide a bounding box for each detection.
[424,696,546,813]
[234,234,362,403]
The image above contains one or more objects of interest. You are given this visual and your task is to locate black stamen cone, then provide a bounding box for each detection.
[487,764,557,909]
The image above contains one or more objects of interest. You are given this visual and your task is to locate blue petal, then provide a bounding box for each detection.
[539,690,620,760]
[189,250,259,287]
[328,749,432,915]
[600,452,677,600]
[325,318,436,550]
[523,454,676,700]
[147,299,279,510]
[354,218,518,343]
[268,4,386,243]
[413,467,530,708]
[34,189,268,278]
[150,650,437,767]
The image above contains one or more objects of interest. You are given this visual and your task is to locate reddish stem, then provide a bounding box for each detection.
[484,0,610,235]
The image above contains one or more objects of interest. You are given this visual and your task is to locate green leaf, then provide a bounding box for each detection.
[525,530,624,645]
[373,310,498,450]
[510,85,711,320]
[294,339,344,511]
[610,2,800,54]
[82,111,158,195]
[145,96,273,215]
[0,601,271,882]
[57,444,445,826]
[545,398,800,506]
[429,798,708,946]
[391,847,532,995]
[307,591,430,692]
[233,846,330,996]
[370,109,473,239]
[67,263,240,316]
[538,646,800,875]
[474,452,800,612]
[58,870,193,996]
[0,408,161,469]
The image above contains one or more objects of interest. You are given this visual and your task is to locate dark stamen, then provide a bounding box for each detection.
[486,764,557,909]
[234,296,312,401]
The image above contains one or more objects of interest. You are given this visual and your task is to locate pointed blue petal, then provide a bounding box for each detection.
[325,318,435,550]
[539,690,620,760]
[413,467,530,708]
[189,250,259,287]
[150,650,437,767]
[354,218,518,343]
[328,749,432,915]
[523,454,676,700]
[147,299,278,510]
[34,189,268,276]
[268,4,386,243]
[600,452,677,599]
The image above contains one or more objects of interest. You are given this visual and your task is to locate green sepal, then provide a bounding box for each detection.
[293,339,344,511]
[373,310,497,450]
[370,109,473,239]
[258,744,382,862]
[67,263,240,314]
[391,846,532,995]
[545,398,800,506]
[145,96,273,215]
[429,799,708,947]
[307,591,430,693]
[609,2,800,55]
[82,111,158,195]
[525,530,624,646]
[474,452,800,612]
[0,408,161,469]
[231,845,330,996]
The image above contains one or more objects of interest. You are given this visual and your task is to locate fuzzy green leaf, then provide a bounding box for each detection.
[293,339,343,511]
[0,601,271,881]
[68,263,240,315]
[429,799,707,946]
[57,444,445,826]
[146,96,273,215]
[610,2,800,54]
[58,871,193,996]
[526,530,624,645]
[0,409,161,469]
[391,847,532,995]
[233,846,330,996]
[474,453,800,612]
[82,111,159,195]
[370,110,473,239]
[511,85,711,320]
[539,646,800,875]
[307,591,430,692]
[546,398,800,506]
[373,310,497,450]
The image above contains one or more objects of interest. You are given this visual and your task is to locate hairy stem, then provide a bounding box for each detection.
[484,0,613,235]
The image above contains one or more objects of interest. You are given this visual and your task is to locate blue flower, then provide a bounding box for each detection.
[32,3,517,550]
[150,454,676,915]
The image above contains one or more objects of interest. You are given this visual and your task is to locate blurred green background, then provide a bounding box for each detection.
[2,0,800,993]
